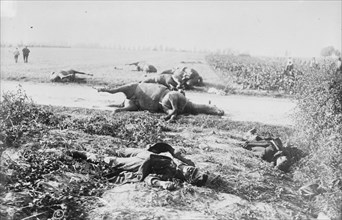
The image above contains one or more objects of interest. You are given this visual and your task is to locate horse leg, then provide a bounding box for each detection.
[113,99,139,114]
[99,83,138,98]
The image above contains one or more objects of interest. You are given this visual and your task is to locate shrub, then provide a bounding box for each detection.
[0,87,58,147]
[293,65,342,218]
[0,88,108,219]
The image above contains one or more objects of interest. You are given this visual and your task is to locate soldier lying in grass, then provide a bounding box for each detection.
[50,69,93,82]
[236,128,290,172]
[68,143,208,190]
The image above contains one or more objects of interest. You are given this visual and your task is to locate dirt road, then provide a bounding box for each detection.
[1,80,296,126]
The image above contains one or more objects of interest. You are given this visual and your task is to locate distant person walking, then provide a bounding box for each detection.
[285,57,294,72]
[22,46,30,63]
[310,57,319,69]
[13,48,20,63]
[337,57,342,73]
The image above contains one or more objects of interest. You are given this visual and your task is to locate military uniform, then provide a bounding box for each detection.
[241,129,289,171]
[70,143,207,189]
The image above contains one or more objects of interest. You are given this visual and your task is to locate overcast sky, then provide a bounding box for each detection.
[1,1,341,57]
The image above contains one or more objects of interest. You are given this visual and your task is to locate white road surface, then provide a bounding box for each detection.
[0,80,297,126]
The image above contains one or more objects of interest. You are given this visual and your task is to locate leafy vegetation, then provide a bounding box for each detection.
[0,89,112,219]
[293,66,342,219]
[0,89,170,219]
[206,54,339,95]
[207,53,342,219]
[1,88,314,219]
[0,86,58,147]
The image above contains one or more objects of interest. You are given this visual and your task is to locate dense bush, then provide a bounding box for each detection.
[293,66,342,219]
[0,87,60,147]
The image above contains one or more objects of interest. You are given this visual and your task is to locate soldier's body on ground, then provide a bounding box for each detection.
[50,69,93,83]
[69,143,208,190]
[233,128,290,171]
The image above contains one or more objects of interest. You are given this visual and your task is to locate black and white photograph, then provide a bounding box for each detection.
[0,1,341,219]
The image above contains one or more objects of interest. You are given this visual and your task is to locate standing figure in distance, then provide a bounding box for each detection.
[22,46,30,63]
[310,57,319,69]
[13,47,20,63]
[336,57,341,73]
[285,57,294,72]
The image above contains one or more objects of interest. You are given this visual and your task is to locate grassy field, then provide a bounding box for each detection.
[1,47,225,88]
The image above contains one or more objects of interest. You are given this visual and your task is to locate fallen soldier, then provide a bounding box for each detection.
[68,143,208,190]
[236,128,290,171]
[50,69,93,82]
[96,83,224,121]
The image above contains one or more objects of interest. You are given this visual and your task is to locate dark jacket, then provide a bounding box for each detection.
[71,143,207,187]
[242,137,283,164]
[106,143,184,185]
[22,48,30,55]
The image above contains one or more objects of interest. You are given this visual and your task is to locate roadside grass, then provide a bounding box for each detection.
[0,88,314,219]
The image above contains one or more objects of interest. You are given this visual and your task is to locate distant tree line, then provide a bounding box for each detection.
[1,42,340,57]
[0,42,233,54]
[1,42,71,48]
[320,46,341,57]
